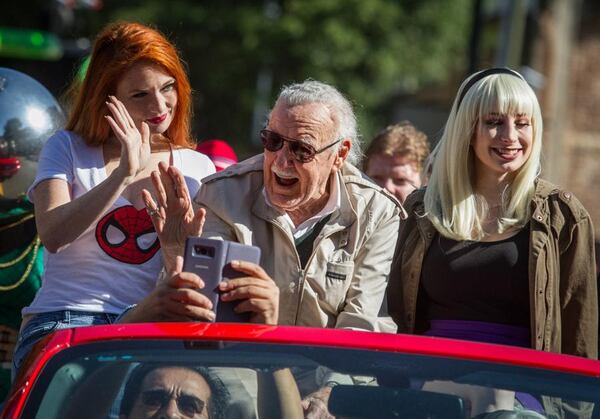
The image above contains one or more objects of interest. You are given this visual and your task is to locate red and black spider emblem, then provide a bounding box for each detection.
[95,205,160,264]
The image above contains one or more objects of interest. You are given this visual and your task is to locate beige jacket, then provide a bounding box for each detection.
[387,179,598,359]
[194,154,401,331]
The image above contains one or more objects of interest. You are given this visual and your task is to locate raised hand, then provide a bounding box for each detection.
[104,95,151,177]
[142,161,206,272]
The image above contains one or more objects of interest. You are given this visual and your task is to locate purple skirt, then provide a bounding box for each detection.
[425,319,543,413]
[424,319,530,347]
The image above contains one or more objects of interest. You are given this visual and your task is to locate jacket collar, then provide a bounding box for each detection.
[529,178,558,257]
[404,189,436,242]
[252,191,293,235]
[530,178,558,224]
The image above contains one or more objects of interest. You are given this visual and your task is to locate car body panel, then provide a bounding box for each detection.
[3,323,600,418]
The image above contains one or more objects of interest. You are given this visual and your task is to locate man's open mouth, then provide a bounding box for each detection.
[275,173,299,186]
[272,167,299,186]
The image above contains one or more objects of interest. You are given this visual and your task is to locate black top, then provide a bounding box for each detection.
[418,225,530,329]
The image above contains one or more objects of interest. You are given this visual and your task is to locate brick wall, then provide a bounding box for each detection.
[566,32,600,237]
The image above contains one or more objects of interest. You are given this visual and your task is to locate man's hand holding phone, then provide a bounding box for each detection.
[119,256,216,323]
[219,259,279,325]
[120,239,279,325]
[183,237,279,325]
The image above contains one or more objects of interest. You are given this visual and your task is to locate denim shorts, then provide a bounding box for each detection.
[12,310,118,378]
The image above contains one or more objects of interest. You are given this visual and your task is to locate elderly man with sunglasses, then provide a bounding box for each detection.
[123,80,401,418]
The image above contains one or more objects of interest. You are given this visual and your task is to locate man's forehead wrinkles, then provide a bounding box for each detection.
[276,114,332,132]
[269,111,336,148]
[276,102,334,126]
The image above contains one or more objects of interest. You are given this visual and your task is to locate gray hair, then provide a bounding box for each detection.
[273,80,362,165]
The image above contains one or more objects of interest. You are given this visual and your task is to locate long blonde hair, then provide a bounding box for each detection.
[424,68,543,240]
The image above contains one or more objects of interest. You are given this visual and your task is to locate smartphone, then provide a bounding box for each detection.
[183,237,261,323]
[182,238,227,312]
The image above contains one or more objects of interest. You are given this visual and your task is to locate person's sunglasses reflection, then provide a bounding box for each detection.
[141,389,206,417]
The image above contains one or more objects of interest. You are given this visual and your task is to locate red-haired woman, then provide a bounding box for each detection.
[12,22,215,374]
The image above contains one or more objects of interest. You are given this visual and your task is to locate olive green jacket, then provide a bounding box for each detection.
[387,178,598,359]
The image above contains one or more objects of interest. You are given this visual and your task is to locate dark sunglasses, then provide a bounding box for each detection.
[141,389,205,417]
[260,129,341,163]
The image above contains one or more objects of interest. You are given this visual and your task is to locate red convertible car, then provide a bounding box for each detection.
[2,323,600,418]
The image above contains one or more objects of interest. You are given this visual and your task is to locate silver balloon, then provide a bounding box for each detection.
[0,67,65,198]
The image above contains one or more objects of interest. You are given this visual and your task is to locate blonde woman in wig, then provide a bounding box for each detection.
[388,67,597,359]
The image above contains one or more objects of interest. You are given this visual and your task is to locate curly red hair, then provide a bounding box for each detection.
[66,21,192,147]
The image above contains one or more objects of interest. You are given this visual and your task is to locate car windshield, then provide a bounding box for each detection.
[21,339,600,419]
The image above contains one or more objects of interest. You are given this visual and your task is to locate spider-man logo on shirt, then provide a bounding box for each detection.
[95,206,160,264]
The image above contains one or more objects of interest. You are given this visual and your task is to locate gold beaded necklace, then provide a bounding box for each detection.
[0,213,34,232]
[0,214,41,292]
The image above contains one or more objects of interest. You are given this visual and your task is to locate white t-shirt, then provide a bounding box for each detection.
[24,130,215,315]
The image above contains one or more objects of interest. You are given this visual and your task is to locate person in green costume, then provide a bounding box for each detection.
[0,67,64,400]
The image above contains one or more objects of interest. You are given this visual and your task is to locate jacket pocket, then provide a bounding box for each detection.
[323,261,354,312]
[326,261,354,281]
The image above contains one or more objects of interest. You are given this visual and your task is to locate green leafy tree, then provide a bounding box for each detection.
[103,0,472,156]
